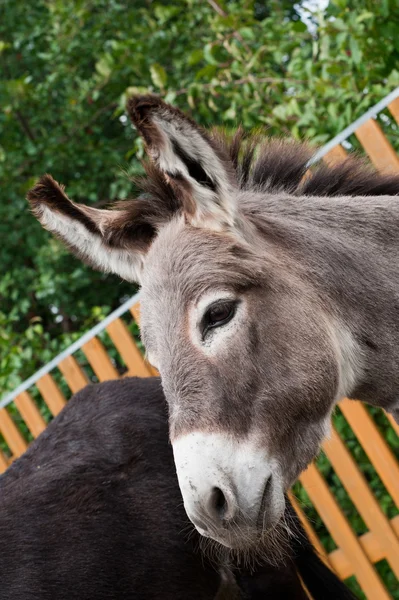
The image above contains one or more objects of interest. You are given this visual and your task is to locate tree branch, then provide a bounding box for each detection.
[15,109,36,142]
[207,0,252,54]
[207,0,228,17]
[1,57,37,143]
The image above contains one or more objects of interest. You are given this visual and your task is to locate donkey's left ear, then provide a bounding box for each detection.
[27,174,154,283]
[127,95,237,231]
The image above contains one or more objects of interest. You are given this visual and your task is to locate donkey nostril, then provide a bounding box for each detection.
[214,487,227,514]
[209,486,229,521]
[257,475,274,529]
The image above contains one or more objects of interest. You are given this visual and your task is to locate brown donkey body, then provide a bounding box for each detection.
[28,95,399,552]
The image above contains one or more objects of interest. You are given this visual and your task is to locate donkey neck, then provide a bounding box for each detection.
[245,192,399,413]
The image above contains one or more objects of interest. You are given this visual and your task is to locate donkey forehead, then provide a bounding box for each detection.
[139,218,260,351]
[141,218,252,303]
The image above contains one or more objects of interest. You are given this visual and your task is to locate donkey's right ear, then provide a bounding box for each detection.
[27,175,152,283]
[127,95,237,231]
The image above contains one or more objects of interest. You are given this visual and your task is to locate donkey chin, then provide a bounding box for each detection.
[172,431,287,552]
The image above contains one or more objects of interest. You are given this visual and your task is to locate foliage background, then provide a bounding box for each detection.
[1,1,399,596]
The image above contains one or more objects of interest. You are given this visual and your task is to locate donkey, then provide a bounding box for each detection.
[0,377,354,599]
[27,94,399,552]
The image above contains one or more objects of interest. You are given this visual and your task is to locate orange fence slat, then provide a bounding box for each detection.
[322,426,399,579]
[287,491,330,565]
[106,318,152,378]
[0,408,28,458]
[298,577,313,600]
[329,514,399,580]
[14,391,46,438]
[354,118,399,173]
[339,399,399,509]
[323,145,348,166]
[299,463,390,599]
[129,303,159,377]
[130,302,141,325]
[36,374,67,417]
[0,451,9,473]
[329,546,355,581]
[388,97,399,125]
[386,412,399,437]
[146,364,159,377]
[390,514,399,537]
[58,355,88,394]
[81,337,119,382]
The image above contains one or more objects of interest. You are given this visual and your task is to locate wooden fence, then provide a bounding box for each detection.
[2,94,399,599]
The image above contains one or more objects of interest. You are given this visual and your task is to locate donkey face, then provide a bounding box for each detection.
[28,96,355,551]
[139,221,341,549]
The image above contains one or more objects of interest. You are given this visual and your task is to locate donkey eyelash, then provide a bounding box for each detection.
[200,300,238,340]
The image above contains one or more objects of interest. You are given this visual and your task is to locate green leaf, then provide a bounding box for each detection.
[387,69,399,87]
[187,49,203,66]
[154,5,179,23]
[95,56,112,78]
[223,105,236,120]
[195,64,218,80]
[203,43,220,65]
[125,86,150,97]
[237,27,256,40]
[0,40,10,53]
[150,63,167,89]
[332,18,347,31]
[320,35,330,60]
[349,37,362,65]
[292,21,307,33]
[356,11,374,23]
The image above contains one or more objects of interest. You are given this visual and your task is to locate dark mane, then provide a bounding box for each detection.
[111,129,399,233]
[216,128,399,197]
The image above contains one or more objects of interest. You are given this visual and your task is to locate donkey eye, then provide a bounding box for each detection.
[202,301,237,337]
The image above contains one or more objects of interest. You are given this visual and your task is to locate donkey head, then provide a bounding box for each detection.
[28,96,352,552]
